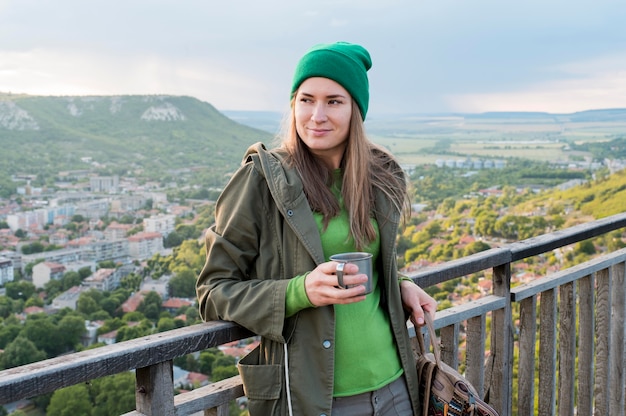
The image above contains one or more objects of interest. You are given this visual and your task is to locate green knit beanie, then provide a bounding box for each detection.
[291,41,372,120]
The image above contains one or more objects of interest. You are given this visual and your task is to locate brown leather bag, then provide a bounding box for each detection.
[415,314,499,416]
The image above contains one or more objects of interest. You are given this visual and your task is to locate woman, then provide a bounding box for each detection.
[197,41,437,416]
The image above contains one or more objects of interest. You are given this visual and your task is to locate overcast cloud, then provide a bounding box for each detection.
[1,0,625,116]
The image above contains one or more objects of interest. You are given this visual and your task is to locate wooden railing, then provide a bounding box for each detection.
[1,212,626,416]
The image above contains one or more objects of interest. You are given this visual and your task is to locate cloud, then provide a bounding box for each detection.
[0,48,282,110]
[446,53,626,113]
[1,0,625,114]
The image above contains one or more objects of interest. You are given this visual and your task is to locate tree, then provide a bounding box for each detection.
[0,295,14,319]
[1,336,46,369]
[20,315,64,357]
[168,268,197,298]
[61,271,82,290]
[91,372,136,416]
[199,349,219,375]
[577,239,596,256]
[78,266,93,279]
[5,280,36,300]
[137,291,163,321]
[57,314,87,350]
[47,384,92,416]
[100,297,121,317]
[120,273,143,291]
[77,293,100,317]
[212,364,238,382]
[0,322,21,349]
[463,241,491,256]
[157,317,177,333]
[116,320,153,342]
[164,231,183,248]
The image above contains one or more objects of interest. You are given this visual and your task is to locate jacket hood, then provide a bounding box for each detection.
[244,142,306,212]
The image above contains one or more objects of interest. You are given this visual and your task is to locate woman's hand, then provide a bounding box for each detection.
[304,261,369,307]
[399,279,437,326]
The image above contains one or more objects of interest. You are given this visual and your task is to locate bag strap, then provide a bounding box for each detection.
[416,313,442,367]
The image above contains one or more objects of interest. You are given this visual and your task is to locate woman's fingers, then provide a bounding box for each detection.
[304,262,368,306]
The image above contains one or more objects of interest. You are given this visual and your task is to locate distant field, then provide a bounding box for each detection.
[226,109,626,165]
[366,114,626,165]
[373,137,575,164]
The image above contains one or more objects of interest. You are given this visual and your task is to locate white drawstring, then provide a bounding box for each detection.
[284,342,294,416]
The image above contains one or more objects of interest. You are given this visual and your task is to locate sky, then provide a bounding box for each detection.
[1,0,626,116]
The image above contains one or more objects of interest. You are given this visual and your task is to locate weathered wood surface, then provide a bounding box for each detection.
[440,323,460,370]
[538,288,556,416]
[0,320,253,404]
[517,296,536,416]
[1,213,625,416]
[609,261,625,416]
[594,267,611,415]
[577,273,594,416]
[508,212,626,261]
[490,263,513,416]
[122,376,244,416]
[411,247,511,288]
[558,281,576,416]
[465,315,486,397]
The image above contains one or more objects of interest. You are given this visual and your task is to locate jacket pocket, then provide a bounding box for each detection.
[238,345,283,415]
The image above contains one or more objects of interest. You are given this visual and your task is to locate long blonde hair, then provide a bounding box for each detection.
[279,98,410,250]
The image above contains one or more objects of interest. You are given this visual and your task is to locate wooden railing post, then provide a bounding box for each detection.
[595,267,611,415]
[135,361,175,416]
[558,281,576,416]
[491,262,513,416]
[577,273,595,416]
[517,296,537,416]
[609,261,625,416]
[538,287,556,415]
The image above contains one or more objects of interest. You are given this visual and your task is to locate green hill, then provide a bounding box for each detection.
[0,94,272,194]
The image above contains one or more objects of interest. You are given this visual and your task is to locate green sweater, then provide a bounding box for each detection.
[285,172,403,397]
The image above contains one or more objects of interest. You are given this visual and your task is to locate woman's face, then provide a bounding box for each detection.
[294,77,352,169]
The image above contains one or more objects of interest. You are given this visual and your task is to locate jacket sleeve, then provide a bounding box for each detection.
[196,159,290,343]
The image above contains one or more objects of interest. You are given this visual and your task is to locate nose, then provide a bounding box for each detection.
[311,103,328,123]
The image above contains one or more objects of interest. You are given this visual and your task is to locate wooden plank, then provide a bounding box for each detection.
[205,405,229,416]
[609,261,625,416]
[123,376,245,416]
[508,212,626,261]
[410,247,511,288]
[594,267,611,415]
[135,362,175,416]
[517,296,536,416]
[538,288,556,416]
[577,274,594,416]
[491,263,513,415]
[175,376,244,415]
[440,323,459,370]
[511,248,626,302]
[433,295,506,329]
[558,281,576,416]
[0,321,253,404]
[465,315,486,397]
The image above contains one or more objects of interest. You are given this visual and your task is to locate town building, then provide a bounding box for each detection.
[143,214,175,237]
[128,232,164,260]
[0,256,14,285]
[83,268,121,292]
[32,262,66,288]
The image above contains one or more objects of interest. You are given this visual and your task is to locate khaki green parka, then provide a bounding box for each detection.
[197,142,419,416]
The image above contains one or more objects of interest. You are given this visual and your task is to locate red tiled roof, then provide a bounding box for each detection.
[162,298,193,309]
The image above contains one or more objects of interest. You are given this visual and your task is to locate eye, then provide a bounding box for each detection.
[329,99,344,105]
